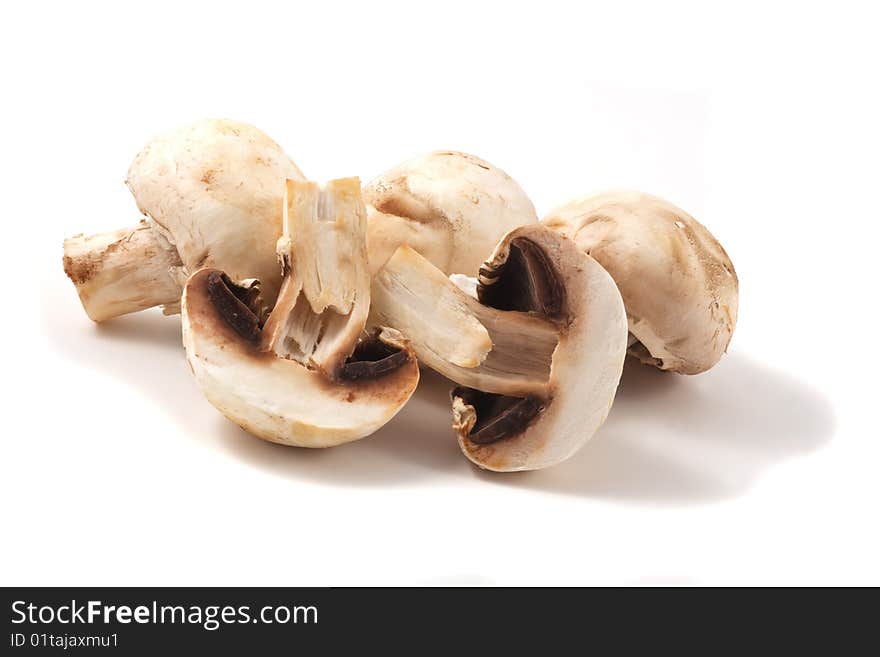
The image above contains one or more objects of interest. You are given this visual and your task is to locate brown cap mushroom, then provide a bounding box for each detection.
[543,191,738,374]
[63,119,304,322]
[370,224,628,471]
[181,178,419,447]
[364,151,538,276]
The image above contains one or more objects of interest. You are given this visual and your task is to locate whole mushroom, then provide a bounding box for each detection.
[543,191,738,374]
[63,119,305,322]
[364,150,538,276]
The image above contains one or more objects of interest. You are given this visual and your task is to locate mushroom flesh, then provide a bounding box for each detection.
[181,178,419,447]
[64,119,305,322]
[370,224,628,471]
[543,191,738,374]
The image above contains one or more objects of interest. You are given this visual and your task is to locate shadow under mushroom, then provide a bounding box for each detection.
[470,354,836,504]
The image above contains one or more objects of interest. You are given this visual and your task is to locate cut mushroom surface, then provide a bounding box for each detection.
[543,191,738,374]
[363,151,538,276]
[64,119,305,322]
[371,224,628,471]
[182,178,419,447]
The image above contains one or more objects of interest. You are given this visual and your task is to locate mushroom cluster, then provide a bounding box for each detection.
[63,119,738,472]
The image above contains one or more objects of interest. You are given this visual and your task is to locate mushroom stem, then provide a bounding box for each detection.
[62,222,182,322]
[369,246,559,397]
[260,178,370,376]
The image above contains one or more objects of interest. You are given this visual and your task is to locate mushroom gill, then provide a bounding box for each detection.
[449,235,571,444]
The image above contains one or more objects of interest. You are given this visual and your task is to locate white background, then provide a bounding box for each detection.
[2,1,878,585]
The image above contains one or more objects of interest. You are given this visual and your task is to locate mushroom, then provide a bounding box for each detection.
[543,191,738,374]
[63,119,304,322]
[181,177,419,447]
[363,150,538,276]
[369,224,628,471]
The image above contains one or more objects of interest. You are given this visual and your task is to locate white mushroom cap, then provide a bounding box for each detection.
[451,225,629,471]
[181,178,419,447]
[543,191,738,374]
[363,151,537,276]
[126,118,305,309]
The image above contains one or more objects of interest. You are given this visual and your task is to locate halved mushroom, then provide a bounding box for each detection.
[370,225,628,471]
[64,119,305,322]
[182,178,419,447]
[364,151,538,276]
[543,191,738,374]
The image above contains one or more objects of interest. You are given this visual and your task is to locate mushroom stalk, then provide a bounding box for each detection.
[369,245,559,398]
[261,178,370,376]
[62,222,182,322]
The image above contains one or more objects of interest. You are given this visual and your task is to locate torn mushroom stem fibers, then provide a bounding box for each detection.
[261,178,370,377]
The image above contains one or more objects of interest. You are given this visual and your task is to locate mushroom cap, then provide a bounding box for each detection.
[543,191,738,374]
[181,269,419,447]
[126,119,305,308]
[453,225,628,472]
[363,151,537,276]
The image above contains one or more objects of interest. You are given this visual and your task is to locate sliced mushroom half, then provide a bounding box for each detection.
[370,225,628,471]
[182,178,419,447]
